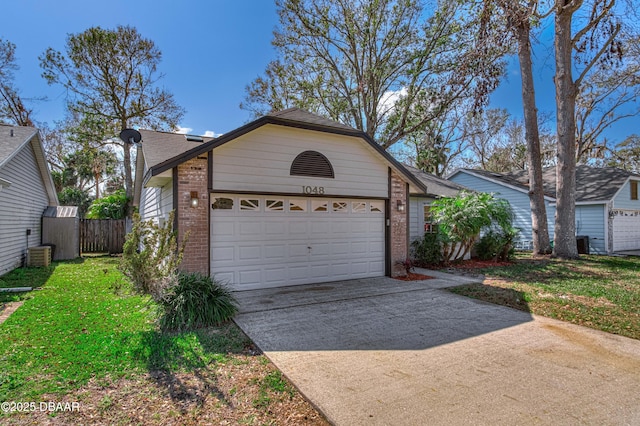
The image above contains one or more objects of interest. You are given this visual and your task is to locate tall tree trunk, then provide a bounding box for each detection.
[123,141,133,215]
[515,19,552,255]
[553,2,579,259]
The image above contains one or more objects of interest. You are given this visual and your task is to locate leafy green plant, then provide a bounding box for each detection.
[411,232,442,266]
[86,189,129,219]
[119,211,187,300]
[158,272,238,332]
[431,191,514,263]
[476,227,519,261]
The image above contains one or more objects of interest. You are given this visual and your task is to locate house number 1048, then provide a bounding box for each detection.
[302,186,325,195]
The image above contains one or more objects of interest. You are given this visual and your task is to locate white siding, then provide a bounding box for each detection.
[212,125,389,198]
[140,180,173,224]
[0,142,49,275]
[613,179,640,210]
[450,172,556,249]
[575,204,606,254]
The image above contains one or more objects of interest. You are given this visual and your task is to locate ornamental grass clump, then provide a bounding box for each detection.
[159,272,238,331]
[120,211,238,330]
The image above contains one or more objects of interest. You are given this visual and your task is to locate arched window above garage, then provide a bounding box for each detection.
[290,150,335,178]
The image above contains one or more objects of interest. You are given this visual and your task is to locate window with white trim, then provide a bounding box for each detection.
[289,199,307,212]
[352,202,366,213]
[423,204,437,233]
[212,197,233,210]
[312,200,328,212]
[240,199,260,211]
[332,201,348,212]
[266,199,284,211]
[370,201,384,213]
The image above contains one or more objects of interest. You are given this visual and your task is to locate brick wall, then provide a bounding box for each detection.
[390,170,408,277]
[176,156,209,275]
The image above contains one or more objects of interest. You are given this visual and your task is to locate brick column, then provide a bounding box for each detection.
[176,156,209,275]
[390,170,408,277]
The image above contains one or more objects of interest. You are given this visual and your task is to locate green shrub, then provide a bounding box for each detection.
[119,211,186,300]
[476,228,519,262]
[159,272,238,331]
[411,231,442,266]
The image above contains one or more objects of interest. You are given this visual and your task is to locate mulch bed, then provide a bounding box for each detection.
[394,272,434,281]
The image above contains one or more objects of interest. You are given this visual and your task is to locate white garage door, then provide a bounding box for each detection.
[612,210,640,251]
[210,194,386,290]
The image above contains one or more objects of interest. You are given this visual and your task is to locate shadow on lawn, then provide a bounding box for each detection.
[448,282,532,313]
[0,263,59,304]
[131,323,254,413]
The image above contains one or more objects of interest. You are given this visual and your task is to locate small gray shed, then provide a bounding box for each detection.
[42,206,79,260]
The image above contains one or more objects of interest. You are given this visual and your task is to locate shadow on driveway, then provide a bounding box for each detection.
[233,274,532,352]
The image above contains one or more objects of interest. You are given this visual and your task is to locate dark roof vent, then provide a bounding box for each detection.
[290,150,335,178]
[185,134,204,142]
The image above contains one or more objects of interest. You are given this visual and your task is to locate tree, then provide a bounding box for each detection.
[607,134,640,172]
[491,0,552,255]
[430,191,514,263]
[552,0,622,258]
[57,187,93,218]
[464,108,510,170]
[243,0,507,148]
[40,26,185,206]
[0,38,34,126]
[86,189,128,219]
[575,33,640,163]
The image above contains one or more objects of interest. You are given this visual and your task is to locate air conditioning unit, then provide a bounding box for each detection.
[27,246,51,267]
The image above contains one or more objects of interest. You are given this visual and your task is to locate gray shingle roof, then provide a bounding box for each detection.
[0,124,39,168]
[267,108,356,132]
[404,165,466,197]
[458,165,640,202]
[138,129,215,169]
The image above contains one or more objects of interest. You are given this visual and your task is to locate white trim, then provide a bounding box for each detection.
[610,175,638,202]
[0,177,11,190]
[604,202,610,254]
[448,169,556,202]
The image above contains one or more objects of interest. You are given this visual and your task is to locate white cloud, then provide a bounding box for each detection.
[175,126,193,134]
[204,130,223,138]
[378,87,408,116]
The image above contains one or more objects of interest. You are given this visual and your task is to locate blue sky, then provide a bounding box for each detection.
[2,0,636,144]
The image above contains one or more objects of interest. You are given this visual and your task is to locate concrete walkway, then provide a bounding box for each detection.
[233,271,640,425]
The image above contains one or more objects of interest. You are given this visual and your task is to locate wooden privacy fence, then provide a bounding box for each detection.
[80,219,126,254]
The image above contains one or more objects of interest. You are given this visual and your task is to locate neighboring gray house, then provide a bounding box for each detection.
[0,125,58,275]
[449,166,640,254]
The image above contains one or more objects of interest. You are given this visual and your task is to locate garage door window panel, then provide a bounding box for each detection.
[240,199,260,211]
[266,199,284,211]
[370,201,384,213]
[212,197,234,210]
[289,199,308,212]
[332,201,348,213]
[312,200,328,212]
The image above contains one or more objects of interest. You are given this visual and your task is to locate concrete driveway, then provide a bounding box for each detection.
[233,270,640,425]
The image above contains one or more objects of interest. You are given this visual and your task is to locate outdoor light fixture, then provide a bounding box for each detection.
[397,199,405,212]
[190,191,199,208]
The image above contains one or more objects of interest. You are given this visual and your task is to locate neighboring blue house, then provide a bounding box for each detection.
[449,166,640,254]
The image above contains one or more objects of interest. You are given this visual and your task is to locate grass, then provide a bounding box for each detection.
[448,254,640,340]
[0,257,253,402]
[0,256,327,424]
[0,265,54,304]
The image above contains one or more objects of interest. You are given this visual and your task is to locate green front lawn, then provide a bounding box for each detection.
[448,254,640,340]
[0,257,326,425]
[0,257,246,401]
